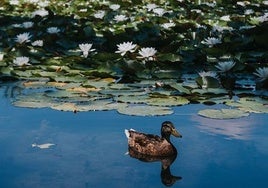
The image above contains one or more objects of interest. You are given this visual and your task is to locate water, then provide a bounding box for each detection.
[1,90,268,188]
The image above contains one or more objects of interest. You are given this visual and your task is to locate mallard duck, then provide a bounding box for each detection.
[125,121,182,157]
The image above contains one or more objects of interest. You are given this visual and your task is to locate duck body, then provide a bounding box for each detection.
[125,121,182,157]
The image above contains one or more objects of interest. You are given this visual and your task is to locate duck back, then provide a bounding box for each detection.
[126,130,176,157]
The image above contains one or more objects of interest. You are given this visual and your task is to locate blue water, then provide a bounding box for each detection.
[1,90,268,188]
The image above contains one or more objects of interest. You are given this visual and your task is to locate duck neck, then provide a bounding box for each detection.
[161,132,171,142]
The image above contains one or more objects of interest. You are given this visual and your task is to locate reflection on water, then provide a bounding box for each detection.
[192,115,253,140]
[128,149,181,187]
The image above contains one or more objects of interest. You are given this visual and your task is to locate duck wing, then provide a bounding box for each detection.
[126,129,175,156]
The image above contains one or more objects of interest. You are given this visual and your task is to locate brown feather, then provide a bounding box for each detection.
[127,130,176,157]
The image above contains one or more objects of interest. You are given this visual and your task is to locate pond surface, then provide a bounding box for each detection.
[1,88,268,188]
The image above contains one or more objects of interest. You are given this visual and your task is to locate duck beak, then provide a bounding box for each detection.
[172,129,182,138]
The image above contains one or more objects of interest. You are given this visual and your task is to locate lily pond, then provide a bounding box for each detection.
[1,0,268,187]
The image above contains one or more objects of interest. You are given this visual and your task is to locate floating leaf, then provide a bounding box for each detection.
[198,108,249,119]
[51,102,78,112]
[192,88,227,95]
[117,105,173,116]
[66,87,101,93]
[169,83,191,94]
[115,95,149,104]
[13,94,54,109]
[196,76,220,88]
[75,100,127,112]
[225,97,268,113]
[146,96,189,106]
[157,53,182,62]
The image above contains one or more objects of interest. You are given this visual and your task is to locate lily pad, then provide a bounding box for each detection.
[117,105,173,116]
[115,95,149,104]
[75,100,127,112]
[225,97,268,113]
[169,83,191,94]
[146,96,189,106]
[12,94,54,109]
[192,88,228,95]
[198,108,249,119]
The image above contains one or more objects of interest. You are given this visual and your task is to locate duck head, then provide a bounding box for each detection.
[161,121,182,141]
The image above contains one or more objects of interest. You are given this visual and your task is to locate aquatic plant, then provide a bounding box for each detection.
[115,42,137,56]
[0,0,268,116]
[137,47,157,61]
[215,61,236,73]
[79,43,95,58]
[15,32,32,44]
[254,67,268,82]
[13,57,31,66]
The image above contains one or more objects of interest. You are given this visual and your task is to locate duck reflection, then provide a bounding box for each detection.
[128,148,181,187]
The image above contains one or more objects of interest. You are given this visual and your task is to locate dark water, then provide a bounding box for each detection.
[1,90,268,188]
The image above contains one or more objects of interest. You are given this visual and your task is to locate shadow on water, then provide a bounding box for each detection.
[128,148,181,187]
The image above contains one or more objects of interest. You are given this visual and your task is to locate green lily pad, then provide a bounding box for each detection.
[198,96,232,105]
[196,76,220,88]
[169,83,191,94]
[146,96,189,106]
[198,108,249,119]
[115,95,149,104]
[157,53,182,62]
[225,97,268,113]
[99,89,146,96]
[192,88,228,95]
[117,105,173,116]
[76,101,128,112]
[12,94,54,109]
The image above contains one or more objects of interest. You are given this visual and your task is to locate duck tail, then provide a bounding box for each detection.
[124,129,130,138]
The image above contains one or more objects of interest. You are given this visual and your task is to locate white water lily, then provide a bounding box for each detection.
[93,10,105,19]
[37,0,49,7]
[251,14,268,24]
[47,27,60,34]
[202,37,221,47]
[114,15,128,22]
[198,71,218,89]
[160,22,175,29]
[13,56,31,66]
[79,43,95,58]
[153,8,167,17]
[146,3,158,11]
[237,1,250,6]
[244,9,254,15]
[0,53,4,61]
[254,67,268,81]
[32,40,43,47]
[220,15,231,21]
[109,4,120,11]
[31,9,49,17]
[198,71,218,78]
[32,143,55,149]
[15,32,32,44]
[22,21,34,28]
[137,47,157,60]
[9,0,19,5]
[213,25,233,33]
[12,24,21,28]
[115,41,137,56]
[215,61,236,72]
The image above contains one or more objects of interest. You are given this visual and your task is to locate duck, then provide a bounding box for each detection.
[125,121,182,157]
